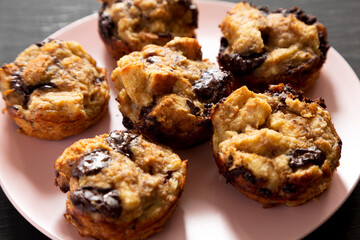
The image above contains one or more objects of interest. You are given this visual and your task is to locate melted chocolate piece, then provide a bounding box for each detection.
[10,71,29,105]
[71,150,111,178]
[10,71,57,107]
[193,68,233,103]
[218,37,267,75]
[288,146,326,170]
[224,166,256,184]
[106,131,138,158]
[70,187,122,218]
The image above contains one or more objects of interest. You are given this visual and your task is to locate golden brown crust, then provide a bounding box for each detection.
[211,84,341,207]
[218,2,329,92]
[55,130,187,239]
[98,0,198,59]
[0,40,109,140]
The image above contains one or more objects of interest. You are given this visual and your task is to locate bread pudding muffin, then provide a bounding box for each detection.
[98,0,198,59]
[55,130,187,240]
[0,39,109,140]
[112,37,234,148]
[218,2,329,91]
[211,84,341,207]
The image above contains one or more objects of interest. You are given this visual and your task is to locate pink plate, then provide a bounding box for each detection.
[1,1,360,240]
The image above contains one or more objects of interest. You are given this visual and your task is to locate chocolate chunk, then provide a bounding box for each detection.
[224,166,256,184]
[218,37,267,75]
[98,9,115,43]
[10,71,29,105]
[9,70,57,107]
[282,183,297,194]
[157,32,172,38]
[71,150,111,178]
[193,69,233,103]
[122,117,134,129]
[258,188,272,197]
[288,146,326,170]
[70,187,122,218]
[106,131,138,158]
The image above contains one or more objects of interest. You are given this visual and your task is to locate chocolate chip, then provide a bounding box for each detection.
[288,146,326,170]
[287,6,317,25]
[318,31,330,58]
[267,84,304,101]
[316,97,327,109]
[257,5,270,14]
[106,131,138,158]
[36,82,57,91]
[71,150,111,178]
[10,71,29,105]
[258,188,272,197]
[59,183,70,193]
[157,32,172,38]
[166,171,173,179]
[225,155,234,170]
[140,105,154,119]
[35,38,54,48]
[224,166,256,184]
[70,187,122,218]
[122,117,134,129]
[98,9,115,43]
[94,76,105,86]
[146,56,158,64]
[186,99,201,116]
[337,138,343,150]
[282,183,297,194]
[218,38,267,75]
[35,42,45,48]
[193,69,233,103]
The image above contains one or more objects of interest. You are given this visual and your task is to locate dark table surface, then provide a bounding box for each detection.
[0,0,359,239]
